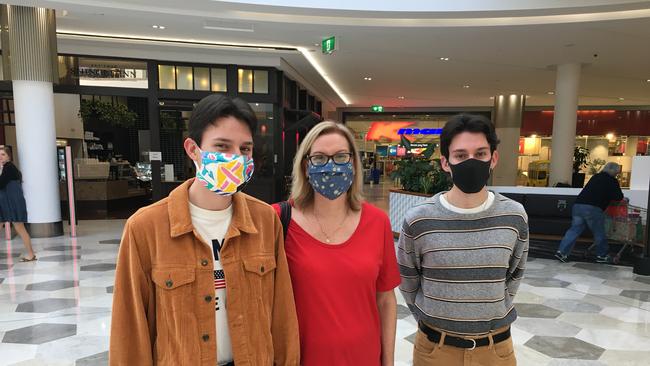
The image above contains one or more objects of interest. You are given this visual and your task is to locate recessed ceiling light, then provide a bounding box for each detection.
[152,25,165,29]
[440,57,450,61]
[462,85,470,89]
[397,96,405,100]
[547,91,555,95]
[363,76,372,81]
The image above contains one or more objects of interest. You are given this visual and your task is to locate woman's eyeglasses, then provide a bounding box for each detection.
[306,152,353,167]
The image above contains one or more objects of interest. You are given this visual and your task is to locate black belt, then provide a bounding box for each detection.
[418,322,511,350]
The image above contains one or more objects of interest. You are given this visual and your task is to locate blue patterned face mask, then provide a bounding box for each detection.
[307,161,354,200]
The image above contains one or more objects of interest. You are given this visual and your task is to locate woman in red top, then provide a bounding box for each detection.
[274,121,400,366]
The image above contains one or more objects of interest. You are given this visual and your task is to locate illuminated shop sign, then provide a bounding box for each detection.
[366,121,442,141]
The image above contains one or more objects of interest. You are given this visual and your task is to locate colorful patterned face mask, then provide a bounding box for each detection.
[194,148,254,196]
[307,161,354,200]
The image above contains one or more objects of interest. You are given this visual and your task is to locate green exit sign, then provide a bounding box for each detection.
[371,105,384,112]
[322,36,336,54]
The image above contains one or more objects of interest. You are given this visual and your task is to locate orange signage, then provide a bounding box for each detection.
[366,121,415,141]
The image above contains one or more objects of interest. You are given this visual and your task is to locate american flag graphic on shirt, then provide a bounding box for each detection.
[214,269,226,290]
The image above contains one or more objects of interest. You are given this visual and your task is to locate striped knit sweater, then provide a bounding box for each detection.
[398,191,529,336]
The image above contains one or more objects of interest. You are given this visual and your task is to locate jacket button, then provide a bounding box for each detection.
[201,259,209,266]
[204,295,213,303]
[202,334,210,342]
[260,266,265,273]
[165,280,173,288]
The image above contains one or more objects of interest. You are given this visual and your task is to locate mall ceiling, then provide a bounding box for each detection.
[8,1,650,108]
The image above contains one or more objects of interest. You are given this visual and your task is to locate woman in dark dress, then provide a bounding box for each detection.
[0,147,35,261]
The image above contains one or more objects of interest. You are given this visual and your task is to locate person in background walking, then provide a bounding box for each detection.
[555,162,624,264]
[0,146,35,262]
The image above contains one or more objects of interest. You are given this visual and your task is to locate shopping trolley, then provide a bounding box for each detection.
[586,200,647,264]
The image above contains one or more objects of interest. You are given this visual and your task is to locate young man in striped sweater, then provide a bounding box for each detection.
[398,114,529,366]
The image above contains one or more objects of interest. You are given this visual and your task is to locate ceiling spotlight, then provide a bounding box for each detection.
[547,91,555,95]
[397,96,405,100]
[440,57,450,61]
[618,97,625,101]
[152,25,165,29]
[363,77,372,81]
[462,85,470,89]
[606,133,615,140]
[646,79,650,82]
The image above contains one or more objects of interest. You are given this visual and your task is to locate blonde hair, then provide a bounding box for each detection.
[290,121,364,211]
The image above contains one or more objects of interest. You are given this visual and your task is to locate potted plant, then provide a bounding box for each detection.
[572,146,589,188]
[79,99,138,128]
[388,136,452,233]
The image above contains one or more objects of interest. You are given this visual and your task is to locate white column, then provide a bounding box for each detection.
[492,94,525,186]
[549,63,581,186]
[12,80,61,225]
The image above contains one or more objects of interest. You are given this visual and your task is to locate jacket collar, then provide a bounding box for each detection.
[168,179,258,238]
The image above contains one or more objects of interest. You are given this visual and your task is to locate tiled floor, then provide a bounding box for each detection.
[1,220,650,365]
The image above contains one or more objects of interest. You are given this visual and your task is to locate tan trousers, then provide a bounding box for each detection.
[412,326,516,366]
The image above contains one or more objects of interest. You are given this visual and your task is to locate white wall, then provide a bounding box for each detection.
[54,93,84,140]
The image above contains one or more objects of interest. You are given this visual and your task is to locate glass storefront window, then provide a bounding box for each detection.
[211,68,227,92]
[251,103,274,177]
[159,65,176,89]
[254,70,269,94]
[194,67,210,91]
[238,69,253,93]
[176,66,193,90]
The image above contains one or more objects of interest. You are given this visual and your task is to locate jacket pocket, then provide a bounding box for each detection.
[152,267,197,364]
[152,267,196,311]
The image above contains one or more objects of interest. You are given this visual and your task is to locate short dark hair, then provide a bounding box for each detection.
[188,95,257,146]
[440,114,500,159]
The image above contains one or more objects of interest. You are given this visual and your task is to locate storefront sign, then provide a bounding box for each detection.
[149,151,162,161]
[78,67,143,79]
[366,121,442,141]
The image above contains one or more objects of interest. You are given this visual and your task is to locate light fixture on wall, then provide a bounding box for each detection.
[618,97,625,101]
[363,76,372,81]
[397,96,405,100]
[606,133,615,140]
[547,91,555,95]
[462,85,470,89]
[439,57,450,61]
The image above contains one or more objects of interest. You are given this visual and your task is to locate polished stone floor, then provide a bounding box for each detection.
[1,219,650,365]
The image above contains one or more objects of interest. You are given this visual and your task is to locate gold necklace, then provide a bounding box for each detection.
[313,208,349,243]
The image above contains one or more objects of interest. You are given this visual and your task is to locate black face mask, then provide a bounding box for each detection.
[449,158,492,194]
